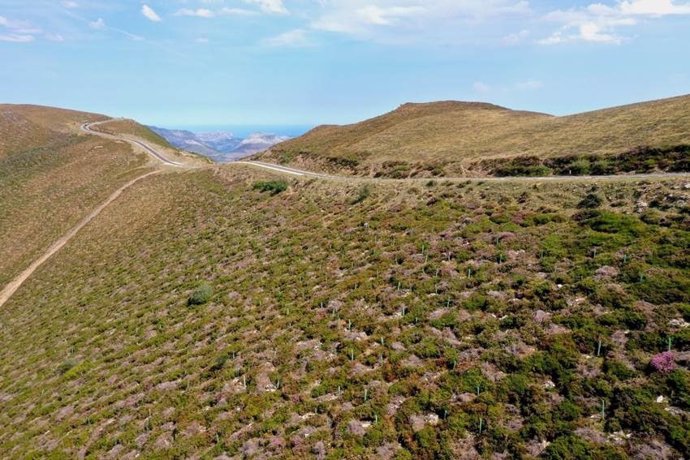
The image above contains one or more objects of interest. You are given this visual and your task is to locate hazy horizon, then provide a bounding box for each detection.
[156,124,314,138]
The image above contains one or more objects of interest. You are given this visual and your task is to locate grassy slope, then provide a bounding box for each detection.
[0,105,150,287]
[258,95,690,176]
[1,166,688,458]
[95,119,174,149]
[94,119,213,165]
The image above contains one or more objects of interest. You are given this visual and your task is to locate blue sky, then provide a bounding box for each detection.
[1,0,689,127]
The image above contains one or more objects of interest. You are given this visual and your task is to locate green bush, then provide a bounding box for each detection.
[188,283,213,306]
[577,193,602,209]
[350,185,371,205]
[543,435,591,459]
[253,180,288,195]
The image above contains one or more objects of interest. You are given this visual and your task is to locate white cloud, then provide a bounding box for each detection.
[263,29,310,46]
[0,15,43,43]
[539,0,690,45]
[89,18,106,30]
[61,1,79,9]
[356,6,425,26]
[311,0,531,41]
[242,0,288,15]
[516,79,543,90]
[175,7,256,18]
[176,8,215,18]
[0,33,35,43]
[45,33,65,42]
[619,0,690,15]
[473,81,491,93]
[502,29,530,45]
[142,5,162,22]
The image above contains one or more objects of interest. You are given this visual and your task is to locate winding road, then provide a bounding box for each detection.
[81,121,184,167]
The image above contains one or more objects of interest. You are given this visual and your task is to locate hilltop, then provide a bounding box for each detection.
[256,95,690,177]
[0,104,689,458]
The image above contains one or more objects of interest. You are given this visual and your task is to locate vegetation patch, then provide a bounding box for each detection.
[253,180,288,195]
[481,145,690,177]
[187,283,213,306]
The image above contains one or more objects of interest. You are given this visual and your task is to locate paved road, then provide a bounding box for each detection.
[235,160,690,183]
[234,161,332,178]
[81,121,184,167]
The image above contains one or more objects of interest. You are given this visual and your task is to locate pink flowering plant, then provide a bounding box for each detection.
[650,352,677,374]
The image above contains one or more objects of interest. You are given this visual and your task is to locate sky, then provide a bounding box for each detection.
[0,0,689,128]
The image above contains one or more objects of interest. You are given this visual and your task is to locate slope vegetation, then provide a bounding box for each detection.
[0,104,151,287]
[1,160,688,458]
[257,95,690,177]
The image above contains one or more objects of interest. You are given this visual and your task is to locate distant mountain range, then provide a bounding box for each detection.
[149,126,289,162]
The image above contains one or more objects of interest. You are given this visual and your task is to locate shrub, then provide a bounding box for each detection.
[253,180,288,195]
[584,211,646,236]
[188,283,213,306]
[650,352,677,374]
[577,193,602,209]
[569,158,591,176]
[350,185,371,205]
[57,359,77,375]
[543,435,591,460]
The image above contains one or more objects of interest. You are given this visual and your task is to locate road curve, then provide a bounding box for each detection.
[81,121,184,167]
[0,170,161,309]
[235,160,690,183]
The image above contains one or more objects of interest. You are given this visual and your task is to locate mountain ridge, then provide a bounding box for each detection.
[150,126,289,162]
[256,94,690,177]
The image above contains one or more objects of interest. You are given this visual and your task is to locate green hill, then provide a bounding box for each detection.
[257,95,690,177]
[0,105,689,458]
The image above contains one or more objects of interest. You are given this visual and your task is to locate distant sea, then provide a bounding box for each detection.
[169,125,314,138]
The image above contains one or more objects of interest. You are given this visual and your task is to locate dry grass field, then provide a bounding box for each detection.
[258,95,690,177]
[94,119,174,149]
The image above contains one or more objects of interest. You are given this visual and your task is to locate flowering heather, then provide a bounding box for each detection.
[650,352,677,374]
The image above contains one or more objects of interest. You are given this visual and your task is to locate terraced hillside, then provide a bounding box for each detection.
[257,95,690,178]
[0,105,152,287]
[1,155,688,457]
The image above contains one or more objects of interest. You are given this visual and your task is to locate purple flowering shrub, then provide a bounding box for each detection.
[650,352,677,374]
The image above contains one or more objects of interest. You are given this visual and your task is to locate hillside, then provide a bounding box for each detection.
[257,95,690,177]
[0,106,689,458]
[0,104,151,288]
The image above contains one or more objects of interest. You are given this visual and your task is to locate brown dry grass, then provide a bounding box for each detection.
[260,94,690,175]
[95,119,173,149]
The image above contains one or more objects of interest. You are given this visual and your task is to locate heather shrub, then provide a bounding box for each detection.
[650,352,677,374]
